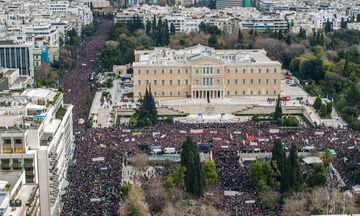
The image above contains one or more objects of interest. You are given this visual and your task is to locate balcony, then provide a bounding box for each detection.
[1,164,10,169]
[12,163,22,168]
[24,163,33,168]
[25,171,34,175]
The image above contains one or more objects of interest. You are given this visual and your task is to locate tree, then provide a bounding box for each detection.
[164,19,170,45]
[165,116,174,124]
[250,159,280,192]
[310,206,325,215]
[272,139,286,174]
[209,0,216,9]
[199,22,207,32]
[120,182,132,200]
[281,143,303,193]
[313,96,322,110]
[238,29,243,44]
[326,102,333,114]
[170,165,186,188]
[278,29,284,40]
[170,23,176,35]
[146,19,151,35]
[274,95,282,120]
[208,34,217,47]
[324,19,333,33]
[319,103,327,117]
[321,149,333,167]
[134,86,158,125]
[285,35,291,45]
[181,136,205,196]
[203,160,218,184]
[305,164,326,188]
[164,176,175,190]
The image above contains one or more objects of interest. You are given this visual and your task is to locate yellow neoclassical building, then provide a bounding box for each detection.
[133,45,281,100]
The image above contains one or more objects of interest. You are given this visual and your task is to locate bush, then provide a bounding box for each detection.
[326,102,333,114]
[252,114,260,121]
[165,116,174,124]
[145,119,152,126]
[310,205,324,215]
[319,103,327,117]
[313,96,322,110]
[137,120,145,128]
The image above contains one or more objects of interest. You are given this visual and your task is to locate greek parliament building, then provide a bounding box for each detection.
[133,45,281,100]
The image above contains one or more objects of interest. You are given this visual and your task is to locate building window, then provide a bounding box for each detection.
[186,91,188,96]
[178,69,180,74]
[138,92,142,96]
[210,68,213,73]
[266,79,269,84]
[196,69,199,74]
[154,80,157,85]
[258,90,261,95]
[250,79,253,84]
[274,90,277,95]
[185,69,188,74]
[146,80,149,85]
[217,79,220,85]
[274,79,277,84]
[138,69,141,74]
[196,80,199,85]
[243,79,246,84]
[274,68,277,73]
[266,90,269,95]
[185,79,189,85]
[162,80,165,85]
[177,79,181,85]
[207,67,209,73]
[251,68,253,73]
[217,69,220,74]
[251,90,253,95]
[266,68,269,73]
[146,69,149,75]
[162,91,165,96]
[170,69,173,74]
[235,79,238,84]
[227,90,230,95]
[235,69,238,73]
[203,68,206,74]
[243,68,246,73]
[235,90,238,95]
[154,69,157,74]
[210,78,213,86]
[227,79,230,85]
[138,80,141,85]
[243,90,246,95]
[227,69,230,73]
[154,91,157,96]
[258,79,261,84]
[162,69,165,75]
[177,91,180,96]
[170,91,173,96]
[169,80,173,85]
[258,68,261,73]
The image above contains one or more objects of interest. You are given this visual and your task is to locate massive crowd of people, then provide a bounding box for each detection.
[61,19,360,216]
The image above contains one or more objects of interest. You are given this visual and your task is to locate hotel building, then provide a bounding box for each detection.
[133,45,281,100]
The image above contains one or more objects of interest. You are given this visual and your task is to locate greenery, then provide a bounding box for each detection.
[133,87,158,126]
[181,136,206,196]
[274,95,282,120]
[272,139,286,175]
[165,116,174,124]
[250,159,280,192]
[52,92,61,105]
[120,182,132,200]
[271,116,299,127]
[305,164,326,188]
[280,143,303,193]
[203,160,218,185]
[55,106,67,120]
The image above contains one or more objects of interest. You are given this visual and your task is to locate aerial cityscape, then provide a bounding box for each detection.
[1,0,360,215]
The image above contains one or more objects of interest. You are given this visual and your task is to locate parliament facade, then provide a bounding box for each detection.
[133,45,281,100]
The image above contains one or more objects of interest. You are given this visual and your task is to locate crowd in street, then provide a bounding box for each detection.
[60,19,360,216]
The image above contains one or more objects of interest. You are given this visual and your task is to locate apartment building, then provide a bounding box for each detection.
[133,45,281,100]
[0,88,74,216]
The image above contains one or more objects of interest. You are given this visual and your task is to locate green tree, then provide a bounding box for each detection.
[134,87,158,125]
[165,115,173,124]
[203,160,218,184]
[238,29,243,44]
[313,96,323,110]
[164,176,175,190]
[310,206,325,215]
[274,95,282,120]
[272,139,286,174]
[321,149,333,167]
[278,29,284,40]
[208,34,217,47]
[355,194,360,208]
[280,143,303,193]
[181,136,205,196]
[120,182,132,200]
[250,159,280,192]
[319,103,327,117]
[171,165,186,188]
[324,19,333,33]
[285,35,291,45]
[146,19,151,35]
[129,116,137,127]
[305,164,326,188]
[170,23,176,35]
[326,102,333,114]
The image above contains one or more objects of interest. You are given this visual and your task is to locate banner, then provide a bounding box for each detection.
[269,129,279,134]
[245,200,255,204]
[190,129,203,134]
[210,131,217,134]
[179,130,187,134]
[92,157,105,162]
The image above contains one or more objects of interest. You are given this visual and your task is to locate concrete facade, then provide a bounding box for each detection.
[133,45,281,100]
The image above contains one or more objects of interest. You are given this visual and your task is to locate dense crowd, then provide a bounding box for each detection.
[61,19,360,216]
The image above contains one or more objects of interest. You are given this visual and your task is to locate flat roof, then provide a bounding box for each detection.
[44,119,61,134]
[0,171,22,189]
[21,88,51,99]
[16,184,38,204]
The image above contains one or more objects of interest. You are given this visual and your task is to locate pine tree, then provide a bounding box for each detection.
[324,19,332,34]
[278,29,283,40]
[164,19,170,45]
[170,23,176,35]
[182,136,205,196]
[146,19,151,35]
[272,139,286,174]
[285,35,291,45]
[134,86,158,125]
[313,96,322,110]
[274,95,282,120]
[238,29,243,43]
[281,143,303,192]
[152,15,156,34]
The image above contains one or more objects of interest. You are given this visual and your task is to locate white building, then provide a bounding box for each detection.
[0,88,74,216]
